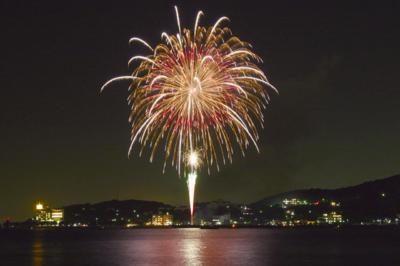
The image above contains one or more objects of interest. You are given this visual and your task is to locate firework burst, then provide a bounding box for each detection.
[102,7,276,174]
[102,7,277,223]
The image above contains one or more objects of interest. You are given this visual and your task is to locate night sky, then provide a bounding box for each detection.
[1,1,399,221]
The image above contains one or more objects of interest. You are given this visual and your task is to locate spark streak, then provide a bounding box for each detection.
[187,172,197,225]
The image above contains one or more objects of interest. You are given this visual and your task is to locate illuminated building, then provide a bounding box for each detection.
[319,212,343,224]
[151,212,173,226]
[35,203,51,222]
[152,215,163,226]
[35,202,64,226]
[51,209,64,225]
[282,198,309,207]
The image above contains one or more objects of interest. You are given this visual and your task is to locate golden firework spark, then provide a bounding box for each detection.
[101,7,277,176]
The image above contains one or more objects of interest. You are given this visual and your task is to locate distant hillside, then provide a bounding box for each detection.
[60,175,400,225]
[251,175,400,221]
[64,199,172,212]
[63,199,173,225]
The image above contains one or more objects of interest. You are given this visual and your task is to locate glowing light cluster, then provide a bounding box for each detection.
[101,6,277,176]
[188,151,200,169]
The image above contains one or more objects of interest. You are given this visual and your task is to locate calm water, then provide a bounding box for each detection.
[1,228,399,266]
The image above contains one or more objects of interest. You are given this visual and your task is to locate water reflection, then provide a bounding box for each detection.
[122,228,271,265]
[32,232,43,266]
[181,229,203,265]
[178,228,270,265]
[1,228,398,265]
[27,229,273,265]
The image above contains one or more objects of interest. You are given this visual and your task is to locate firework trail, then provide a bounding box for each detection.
[102,6,276,224]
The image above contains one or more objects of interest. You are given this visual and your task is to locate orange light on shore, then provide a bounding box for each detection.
[36,203,43,210]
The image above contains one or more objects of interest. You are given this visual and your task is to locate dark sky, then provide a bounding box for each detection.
[1,1,399,221]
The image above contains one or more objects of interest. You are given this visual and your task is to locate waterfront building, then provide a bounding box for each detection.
[151,212,173,226]
[51,209,64,225]
[35,202,64,226]
[318,212,343,224]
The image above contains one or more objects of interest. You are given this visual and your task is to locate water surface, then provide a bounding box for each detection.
[1,228,399,265]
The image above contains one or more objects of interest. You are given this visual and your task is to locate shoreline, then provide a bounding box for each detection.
[2,224,400,231]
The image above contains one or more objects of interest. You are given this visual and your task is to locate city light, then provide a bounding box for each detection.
[25,194,400,228]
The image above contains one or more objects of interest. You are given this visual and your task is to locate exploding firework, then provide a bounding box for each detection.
[101,7,276,224]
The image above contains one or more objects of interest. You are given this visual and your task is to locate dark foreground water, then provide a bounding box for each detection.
[1,228,399,266]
